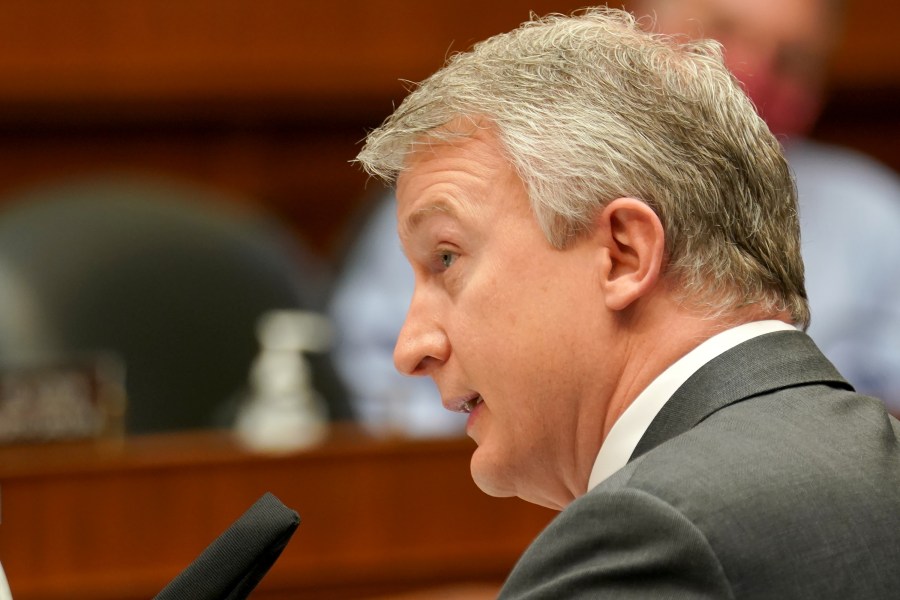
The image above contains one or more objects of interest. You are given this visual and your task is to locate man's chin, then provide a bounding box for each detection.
[469,449,517,499]
[470,448,568,510]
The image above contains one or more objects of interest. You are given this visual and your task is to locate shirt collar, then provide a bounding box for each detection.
[586,320,797,491]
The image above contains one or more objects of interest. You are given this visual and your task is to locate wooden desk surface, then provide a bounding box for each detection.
[0,427,556,600]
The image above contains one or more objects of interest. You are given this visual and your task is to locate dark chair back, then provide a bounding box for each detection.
[0,175,351,433]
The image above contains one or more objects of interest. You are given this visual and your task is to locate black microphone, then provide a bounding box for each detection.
[154,492,300,600]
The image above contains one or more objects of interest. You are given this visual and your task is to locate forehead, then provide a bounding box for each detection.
[395,124,530,237]
[398,121,507,189]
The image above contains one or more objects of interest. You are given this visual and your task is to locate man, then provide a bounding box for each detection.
[357,7,900,598]
[631,0,900,413]
[333,0,899,438]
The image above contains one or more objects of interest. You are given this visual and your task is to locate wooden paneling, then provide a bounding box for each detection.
[0,428,556,600]
[0,0,895,260]
[0,1,592,111]
[0,0,895,107]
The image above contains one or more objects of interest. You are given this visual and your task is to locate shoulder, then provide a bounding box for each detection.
[499,479,734,599]
[619,386,898,519]
[595,389,900,595]
[501,388,900,599]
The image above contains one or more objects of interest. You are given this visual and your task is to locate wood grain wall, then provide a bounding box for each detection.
[0,0,896,260]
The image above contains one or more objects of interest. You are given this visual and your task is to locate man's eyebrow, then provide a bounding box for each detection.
[401,200,458,237]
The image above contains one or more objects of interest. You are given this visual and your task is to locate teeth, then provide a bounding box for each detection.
[461,396,481,413]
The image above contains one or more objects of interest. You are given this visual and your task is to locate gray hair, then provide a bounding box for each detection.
[357,7,809,327]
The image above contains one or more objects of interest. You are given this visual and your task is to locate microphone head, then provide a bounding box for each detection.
[154,492,301,600]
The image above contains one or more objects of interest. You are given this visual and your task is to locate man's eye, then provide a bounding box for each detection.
[438,250,458,269]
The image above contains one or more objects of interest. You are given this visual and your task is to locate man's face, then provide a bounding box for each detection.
[394,125,618,509]
[648,0,834,137]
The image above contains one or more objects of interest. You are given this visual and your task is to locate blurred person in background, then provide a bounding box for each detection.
[630,0,900,414]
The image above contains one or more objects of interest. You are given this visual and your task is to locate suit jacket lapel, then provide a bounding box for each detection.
[630,330,852,462]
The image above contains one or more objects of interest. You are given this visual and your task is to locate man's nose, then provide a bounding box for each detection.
[393,293,450,377]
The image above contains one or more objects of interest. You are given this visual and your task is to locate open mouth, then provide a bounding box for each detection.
[460,394,483,414]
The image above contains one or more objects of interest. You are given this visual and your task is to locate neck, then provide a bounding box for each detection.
[599,298,791,441]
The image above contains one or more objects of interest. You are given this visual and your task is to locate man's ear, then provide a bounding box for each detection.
[595,198,666,311]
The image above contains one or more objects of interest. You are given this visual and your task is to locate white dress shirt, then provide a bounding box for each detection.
[587,320,797,491]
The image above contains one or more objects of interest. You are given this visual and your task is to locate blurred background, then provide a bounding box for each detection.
[0,1,898,599]
[0,0,897,437]
[0,0,895,251]
[0,0,894,256]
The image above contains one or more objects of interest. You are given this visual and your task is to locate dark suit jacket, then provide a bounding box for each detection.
[499,331,900,599]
